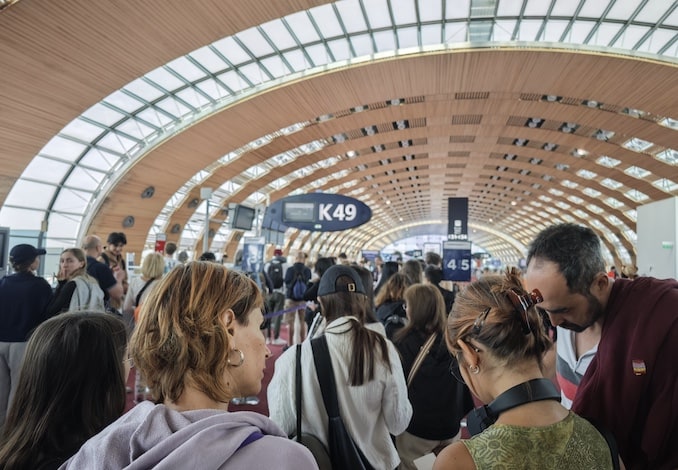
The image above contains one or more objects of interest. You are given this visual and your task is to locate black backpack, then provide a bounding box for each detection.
[268,259,284,289]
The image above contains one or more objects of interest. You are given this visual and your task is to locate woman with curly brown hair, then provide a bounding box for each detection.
[63,262,317,469]
[434,268,620,470]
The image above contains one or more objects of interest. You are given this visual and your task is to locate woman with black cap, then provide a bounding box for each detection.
[0,244,53,428]
[268,264,412,469]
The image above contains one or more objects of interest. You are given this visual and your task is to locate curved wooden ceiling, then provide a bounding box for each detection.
[1,0,677,266]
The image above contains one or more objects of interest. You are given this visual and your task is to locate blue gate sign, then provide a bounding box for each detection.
[263,193,371,232]
[442,241,472,282]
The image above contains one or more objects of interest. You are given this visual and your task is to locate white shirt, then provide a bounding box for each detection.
[268,316,412,470]
[556,326,598,409]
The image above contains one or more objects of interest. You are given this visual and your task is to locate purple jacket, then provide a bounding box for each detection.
[60,401,318,469]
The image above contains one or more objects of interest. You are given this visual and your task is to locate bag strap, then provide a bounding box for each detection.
[407,332,437,387]
[585,417,620,470]
[295,344,302,442]
[310,335,340,418]
[135,278,156,306]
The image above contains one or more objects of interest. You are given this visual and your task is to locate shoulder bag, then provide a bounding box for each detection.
[406,332,437,387]
[294,344,332,470]
[310,335,375,470]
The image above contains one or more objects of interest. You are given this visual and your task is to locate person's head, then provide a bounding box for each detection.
[295,251,307,263]
[131,262,268,405]
[317,265,368,323]
[177,250,189,264]
[314,256,336,278]
[524,223,610,332]
[424,264,444,286]
[402,283,446,335]
[9,243,46,273]
[375,272,409,306]
[164,242,177,256]
[338,252,350,265]
[273,248,283,257]
[141,252,165,279]
[0,312,128,468]
[350,264,377,323]
[82,235,103,256]
[402,259,423,284]
[60,248,87,280]
[425,251,442,267]
[446,268,552,403]
[199,251,216,262]
[106,232,127,256]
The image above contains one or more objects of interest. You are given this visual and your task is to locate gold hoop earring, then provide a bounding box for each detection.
[469,364,480,375]
[227,348,244,367]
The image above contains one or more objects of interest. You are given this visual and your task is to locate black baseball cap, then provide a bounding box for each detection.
[10,244,46,264]
[317,265,366,296]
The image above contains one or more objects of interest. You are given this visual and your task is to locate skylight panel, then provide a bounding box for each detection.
[600,178,623,190]
[195,78,229,101]
[212,36,252,65]
[419,0,443,22]
[239,63,268,85]
[591,23,623,47]
[561,180,578,188]
[604,197,624,209]
[624,189,649,202]
[623,137,653,152]
[555,201,571,210]
[52,187,93,213]
[596,155,621,168]
[538,195,552,203]
[524,0,549,16]
[517,20,543,41]
[364,0,393,28]
[605,214,623,227]
[335,0,368,33]
[189,46,228,74]
[104,90,145,114]
[284,11,321,43]
[22,156,69,183]
[95,132,137,154]
[573,209,588,219]
[146,67,186,92]
[656,149,678,165]
[60,118,106,142]
[236,27,275,57]
[125,77,165,102]
[576,169,597,179]
[568,21,596,44]
[493,20,516,41]
[216,70,249,92]
[64,166,104,192]
[624,209,637,222]
[587,204,604,214]
[561,214,576,223]
[115,118,156,141]
[607,0,641,20]
[545,206,559,215]
[653,178,678,192]
[590,218,604,229]
[624,166,651,178]
[305,43,331,67]
[567,195,584,205]
[548,188,564,197]
[659,117,678,130]
[81,102,126,127]
[374,30,398,52]
[309,4,344,37]
[612,25,651,50]
[328,38,353,61]
[156,96,192,119]
[4,180,53,209]
[637,29,676,54]
[421,24,443,45]
[79,147,119,170]
[542,20,569,41]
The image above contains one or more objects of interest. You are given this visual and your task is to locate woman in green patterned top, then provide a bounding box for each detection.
[433,268,622,470]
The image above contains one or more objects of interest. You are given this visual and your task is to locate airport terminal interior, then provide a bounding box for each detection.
[1,0,676,274]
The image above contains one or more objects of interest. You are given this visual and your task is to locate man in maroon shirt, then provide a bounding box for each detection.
[524,223,678,470]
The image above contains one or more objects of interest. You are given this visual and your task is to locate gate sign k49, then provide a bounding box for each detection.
[263,193,372,232]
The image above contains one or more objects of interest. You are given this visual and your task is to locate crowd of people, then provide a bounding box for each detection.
[0,222,675,469]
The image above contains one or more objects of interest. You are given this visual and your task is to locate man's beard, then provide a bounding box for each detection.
[559,295,604,332]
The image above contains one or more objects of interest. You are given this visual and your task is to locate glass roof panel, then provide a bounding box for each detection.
[419,0,442,22]
[364,0,393,28]
[259,55,290,78]
[124,77,165,101]
[525,0,549,16]
[493,20,516,41]
[259,18,298,50]
[567,20,596,43]
[590,22,624,47]
[64,167,104,192]
[637,29,676,54]
[421,24,443,45]
[236,27,276,57]
[40,136,88,162]
[374,30,398,51]
[52,187,93,213]
[336,0,369,33]
[305,43,331,66]
[47,212,81,239]
[328,38,353,60]
[189,46,228,74]
[81,102,126,127]
[607,0,642,20]
[309,4,345,37]
[103,90,145,114]
[351,33,375,55]
[542,20,569,42]
[155,96,193,118]
[393,0,417,23]
[195,78,229,100]
[97,131,138,154]
[79,147,120,170]
[176,87,211,109]
[22,156,70,183]
[551,0,578,16]
[0,207,44,229]
[4,180,54,209]
[60,118,106,142]
[212,36,251,65]
[612,25,651,50]
[115,118,156,140]
[145,67,186,92]
[216,70,249,92]
[497,0,521,16]
[284,11,321,43]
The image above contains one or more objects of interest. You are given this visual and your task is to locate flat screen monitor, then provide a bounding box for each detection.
[0,228,7,271]
[283,202,315,223]
[232,205,256,231]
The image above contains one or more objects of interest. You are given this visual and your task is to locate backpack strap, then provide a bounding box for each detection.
[407,332,437,387]
[135,278,156,307]
[295,344,303,442]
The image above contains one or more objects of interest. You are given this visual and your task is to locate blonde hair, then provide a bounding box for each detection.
[61,248,98,284]
[141,252,164,279]
[446,268,551,369]
[395,284,446,343]
[130,262,264,404]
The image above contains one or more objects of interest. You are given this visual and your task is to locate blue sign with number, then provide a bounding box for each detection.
[262,193,371,232]
[442,241,472,282]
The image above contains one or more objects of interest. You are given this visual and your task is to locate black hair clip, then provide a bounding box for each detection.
[506,288,543,335]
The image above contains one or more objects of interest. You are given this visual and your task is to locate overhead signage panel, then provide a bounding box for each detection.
[264,193,371,232]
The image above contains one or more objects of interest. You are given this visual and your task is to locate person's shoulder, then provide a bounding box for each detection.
[433,441,475,470]
[251,435,318,467]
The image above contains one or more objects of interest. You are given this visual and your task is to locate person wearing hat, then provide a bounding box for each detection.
[268,265,412,469]
[0,244,53,427]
